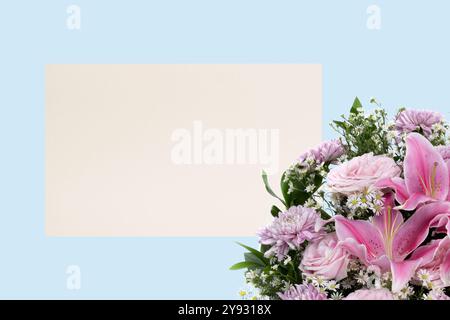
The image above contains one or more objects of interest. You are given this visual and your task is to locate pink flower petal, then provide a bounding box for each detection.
[440,250,450,286]
[410,237,450,287]
[335,216,384,261]
[446,160,450,202]
[410,238,444,265]
[376,177,409,204]
[344,288,394,300]
[393,202,450,260]
[430,213,450,236]
[403,133,449,208]
[390,259,423,292]
[396,192,434,211]
[373,194,404,239]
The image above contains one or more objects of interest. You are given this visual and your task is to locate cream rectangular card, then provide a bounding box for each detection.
[45,64,322,236]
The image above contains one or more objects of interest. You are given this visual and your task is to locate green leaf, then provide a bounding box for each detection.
[260,244,271,255]
[236,242,269,265]
[229,261,261,270]
[332,120,347,130]
[280,172,309,207]
[350,97,363,114]
[318,209,332,220]
[244,252,266,267]
[262,171,286,206]
[270,205,282,217]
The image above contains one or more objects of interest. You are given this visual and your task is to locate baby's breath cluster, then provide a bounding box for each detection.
[331,98,390,158]
[243,268,290,299]
[345,187,384,218]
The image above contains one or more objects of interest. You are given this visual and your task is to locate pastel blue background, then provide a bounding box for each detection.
[1,0,449,299]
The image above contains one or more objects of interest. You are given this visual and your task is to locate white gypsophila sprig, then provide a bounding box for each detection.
[345,187,384,218]
[394,286,415,300]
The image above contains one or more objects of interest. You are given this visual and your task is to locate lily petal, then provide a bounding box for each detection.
[410,238,445,266]
[373,195,404,260]
[403,133,449,208]
[396,192,434,211]
[441,251,450,286]
[446,160,450,202]
[390,259,422,292]
[393,202,450,260]
[430,213,450,236]
[376,177,409,204]
[335,216,384,261]
[337,238,390,271]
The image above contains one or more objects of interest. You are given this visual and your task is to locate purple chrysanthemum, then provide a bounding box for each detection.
[278,284,327,300]
[436,145,450,161]
[298,140,345,165]
[258,206,325,260]
[395,109,443,137]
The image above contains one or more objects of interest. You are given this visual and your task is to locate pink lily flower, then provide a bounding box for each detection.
[335,196,450,292]
[376,132,449,211]
[410,237,450,287]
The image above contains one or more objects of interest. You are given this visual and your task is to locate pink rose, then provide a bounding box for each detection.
[344,288,394,300]
[327,153,401,195]
[300,233,350,281]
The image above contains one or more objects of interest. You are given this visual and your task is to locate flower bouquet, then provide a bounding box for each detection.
[231,97,450,300]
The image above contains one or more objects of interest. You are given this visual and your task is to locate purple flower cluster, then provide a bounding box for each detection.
[395,109,443,137]
[298,140,345,165]
[258,206,324,260]
[278,284,327,300]
[436,145,450,161]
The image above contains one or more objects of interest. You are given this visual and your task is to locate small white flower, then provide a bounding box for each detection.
[416,269,436,289]
[311,276,326,287]
[271,278,281,287]
[367,265,381,277]
[330,292,344,300]
[417,269,430,282]
[305,184,315,193]
[287,181,295,194]
[422,293,432,300]
[245,270,258,282]
[425,281,435,289]
[387,130,397,140]
[306,156,316,166]
[395,286,414,300]
[346,194,359,210]
[381,272,392,287]
[432,123,444,131]
[299,168,308,175]
[356,270,370,285]
[427,288,446,300]
[325,280,339,292]
[304,198,316,208]
[283,255,292,265]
